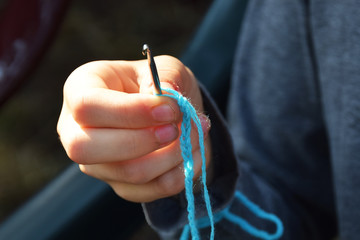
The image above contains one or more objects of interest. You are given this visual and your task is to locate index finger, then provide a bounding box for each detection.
[67,88,180,128]
[63,60,180,128]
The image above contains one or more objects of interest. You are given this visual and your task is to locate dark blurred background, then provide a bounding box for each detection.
[0,0,211,223]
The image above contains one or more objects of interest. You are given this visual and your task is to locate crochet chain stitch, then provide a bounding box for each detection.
[159,88,283,240]
[159,88,214,240]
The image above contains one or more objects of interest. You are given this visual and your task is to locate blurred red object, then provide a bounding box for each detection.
[0,0,70,106]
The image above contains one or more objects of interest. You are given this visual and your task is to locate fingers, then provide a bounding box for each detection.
[60,112,210,165]
[79,140,183,184]
[78,116,211,203]
[58,57,212,203]
[65,88,180,128]
[105,148,206,203]
[78,126,210,184]
[60,116,179,164]
[63,57,200,129]
[63,59,180,129]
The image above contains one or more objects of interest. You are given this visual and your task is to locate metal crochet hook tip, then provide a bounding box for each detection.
[142,44,162,95]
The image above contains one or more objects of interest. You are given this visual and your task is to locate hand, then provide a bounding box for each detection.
[57,56,212,203]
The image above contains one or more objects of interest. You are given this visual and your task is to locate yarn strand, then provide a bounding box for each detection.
[160,88,214,240]
[159,88,283,240]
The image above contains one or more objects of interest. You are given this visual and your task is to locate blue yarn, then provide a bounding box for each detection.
[228,191,284,239]
[160,88,214,240]
[160,88,283,240]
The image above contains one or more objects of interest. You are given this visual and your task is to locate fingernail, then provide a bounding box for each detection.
[152,104,175,122]
[155,124,178,145]
[199,114,211,138]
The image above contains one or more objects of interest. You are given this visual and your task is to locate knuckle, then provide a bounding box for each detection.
[70,61,102,77]
[78,164,89,175]
[165,68,184,91]
[56,115,65,138]
[111,183,127,200]
[126,130,155,160]
[156,171,184,197]
[117,101,134,127]
[157,56,186,91]
[126,135,141,159]
[57,111,92,165]
[110,183,139,203]
[64,136,88,164]
[70,90,96,125]
[117,163,149,184]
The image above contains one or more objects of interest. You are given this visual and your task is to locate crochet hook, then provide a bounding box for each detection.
[142,44,162,95]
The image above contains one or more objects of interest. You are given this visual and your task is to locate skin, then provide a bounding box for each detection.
[57,55,212,203]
